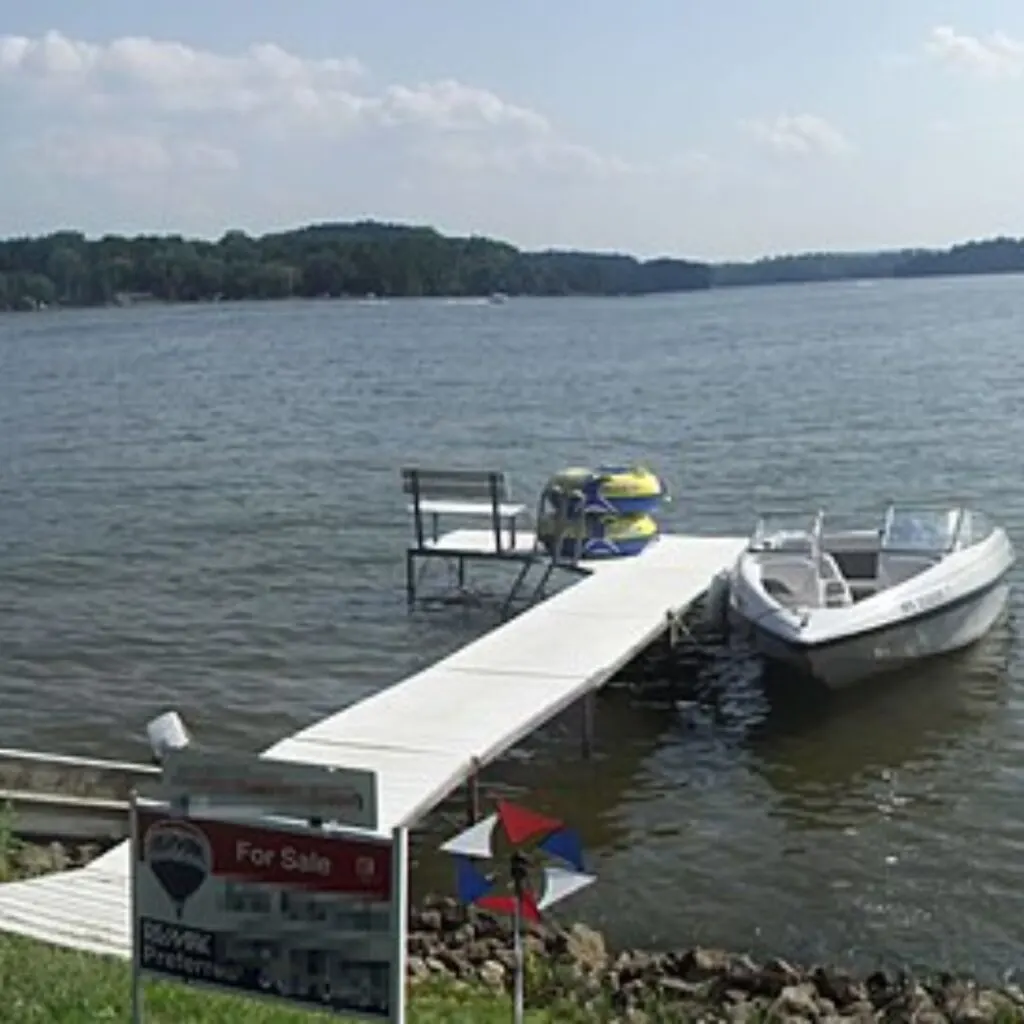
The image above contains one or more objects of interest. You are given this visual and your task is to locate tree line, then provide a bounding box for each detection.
[3,222,1024,312]
[711,238,1024,287]
[0,222,712,311]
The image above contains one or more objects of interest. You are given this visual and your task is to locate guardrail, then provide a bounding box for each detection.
[0,747,158,843]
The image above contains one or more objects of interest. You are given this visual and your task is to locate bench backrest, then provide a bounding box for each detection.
[401,468,511,503]
[401,467,512,550]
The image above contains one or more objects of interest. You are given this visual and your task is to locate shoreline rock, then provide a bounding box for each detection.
[4,840,1024,1021]
[0,836,104,881]
[407,896,1024,1021]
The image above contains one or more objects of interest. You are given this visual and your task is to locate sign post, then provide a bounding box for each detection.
[129,753,404,1023]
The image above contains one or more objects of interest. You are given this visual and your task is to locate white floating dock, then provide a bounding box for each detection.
[0,530,744,959]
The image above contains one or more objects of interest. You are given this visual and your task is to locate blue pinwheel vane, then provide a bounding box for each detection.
[440,800,596,1023]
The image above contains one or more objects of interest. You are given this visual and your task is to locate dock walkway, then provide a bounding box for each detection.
[0,530,744,958]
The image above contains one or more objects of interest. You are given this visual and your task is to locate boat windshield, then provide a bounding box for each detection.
[957,509,993,548]
[749,511,824,554]
[880,506,964,553]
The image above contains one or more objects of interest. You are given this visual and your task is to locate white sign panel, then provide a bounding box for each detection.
[132,804,406,1021]
[158,749,378,831]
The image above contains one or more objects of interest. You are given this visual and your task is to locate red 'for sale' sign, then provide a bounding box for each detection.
[136,809,392,899]
[133,805,404,1021]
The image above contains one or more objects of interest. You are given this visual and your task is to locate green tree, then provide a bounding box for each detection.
[0,219,717,312]
[47,246,85,304]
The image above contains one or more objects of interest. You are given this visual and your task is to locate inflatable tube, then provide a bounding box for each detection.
[545,465,665,516]
[537,511,659,560]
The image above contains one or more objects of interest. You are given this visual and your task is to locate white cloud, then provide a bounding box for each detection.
[425,134,634,183]
[0,31,366,114]
[17,129,238,182]
[179,141,240,173]
[36,131,170,178]
[668,150,716,176]
[0,30,640,185]
[0,30,748,256]
[925,25,1024,78]
[378,80,550,134]
[741,113,852,157]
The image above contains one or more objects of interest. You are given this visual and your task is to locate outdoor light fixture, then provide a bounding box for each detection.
[146,710,191,765]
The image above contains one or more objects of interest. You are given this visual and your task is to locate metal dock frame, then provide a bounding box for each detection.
[401,467,530,606]
[0,525,746,960]
[400,466,589,613]
[500,479,591,616]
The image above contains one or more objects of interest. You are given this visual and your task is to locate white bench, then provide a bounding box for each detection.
[400,467,529,604]
[401,467,525,547]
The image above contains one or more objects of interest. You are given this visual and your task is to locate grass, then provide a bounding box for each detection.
[0,808,635,1021]
[0,933,608,1024]
[5,934,1024,1024]
[9,809,1019,1023]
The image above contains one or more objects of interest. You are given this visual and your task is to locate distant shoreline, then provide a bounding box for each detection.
[1,220,1021,312]
[3,271,1019,317]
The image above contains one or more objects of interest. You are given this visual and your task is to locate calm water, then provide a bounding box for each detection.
[1,278,1023,977]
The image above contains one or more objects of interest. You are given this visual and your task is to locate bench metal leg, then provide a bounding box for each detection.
[406,551,415,606]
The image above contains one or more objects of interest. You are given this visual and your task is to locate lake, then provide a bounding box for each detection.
[1,277,1022,977]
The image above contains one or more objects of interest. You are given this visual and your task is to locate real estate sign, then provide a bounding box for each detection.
[130,763,405,1022]
[158,747,379,832]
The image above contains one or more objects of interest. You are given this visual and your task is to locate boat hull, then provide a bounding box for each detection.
[731,575,1011,690]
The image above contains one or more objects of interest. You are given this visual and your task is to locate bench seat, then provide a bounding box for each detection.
[407,500,526,519]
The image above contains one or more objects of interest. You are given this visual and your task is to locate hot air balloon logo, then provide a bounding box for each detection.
[144,819,213,920]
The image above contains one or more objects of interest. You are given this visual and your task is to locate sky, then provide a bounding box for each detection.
[1,1,1023,261]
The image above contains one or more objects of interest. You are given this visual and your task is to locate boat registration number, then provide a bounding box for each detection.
[899,587,947,616]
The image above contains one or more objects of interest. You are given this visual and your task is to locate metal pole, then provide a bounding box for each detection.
[390,827,409,1024]
[510,851,527,1024]
[129,789,143,1024]
[511,898,524,1024]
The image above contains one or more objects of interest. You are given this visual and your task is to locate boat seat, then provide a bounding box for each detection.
[821,577,854,608]
[876,553,936,589]
[758,554,823,609]
[763,578,794,599]
[817,551,854,607]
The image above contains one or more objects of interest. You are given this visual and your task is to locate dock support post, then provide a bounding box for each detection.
[406,551,417,607]
[666,608,680,648]
[581,692,595,758]
[466,759,480,823]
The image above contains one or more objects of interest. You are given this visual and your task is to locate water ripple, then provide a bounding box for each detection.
[2,279,1024,976]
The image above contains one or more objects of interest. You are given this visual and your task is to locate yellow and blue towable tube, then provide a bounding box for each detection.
[545,464,666,517]
[537,511,660,560]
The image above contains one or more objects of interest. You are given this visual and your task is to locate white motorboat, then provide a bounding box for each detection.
[726,505,1014,689]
